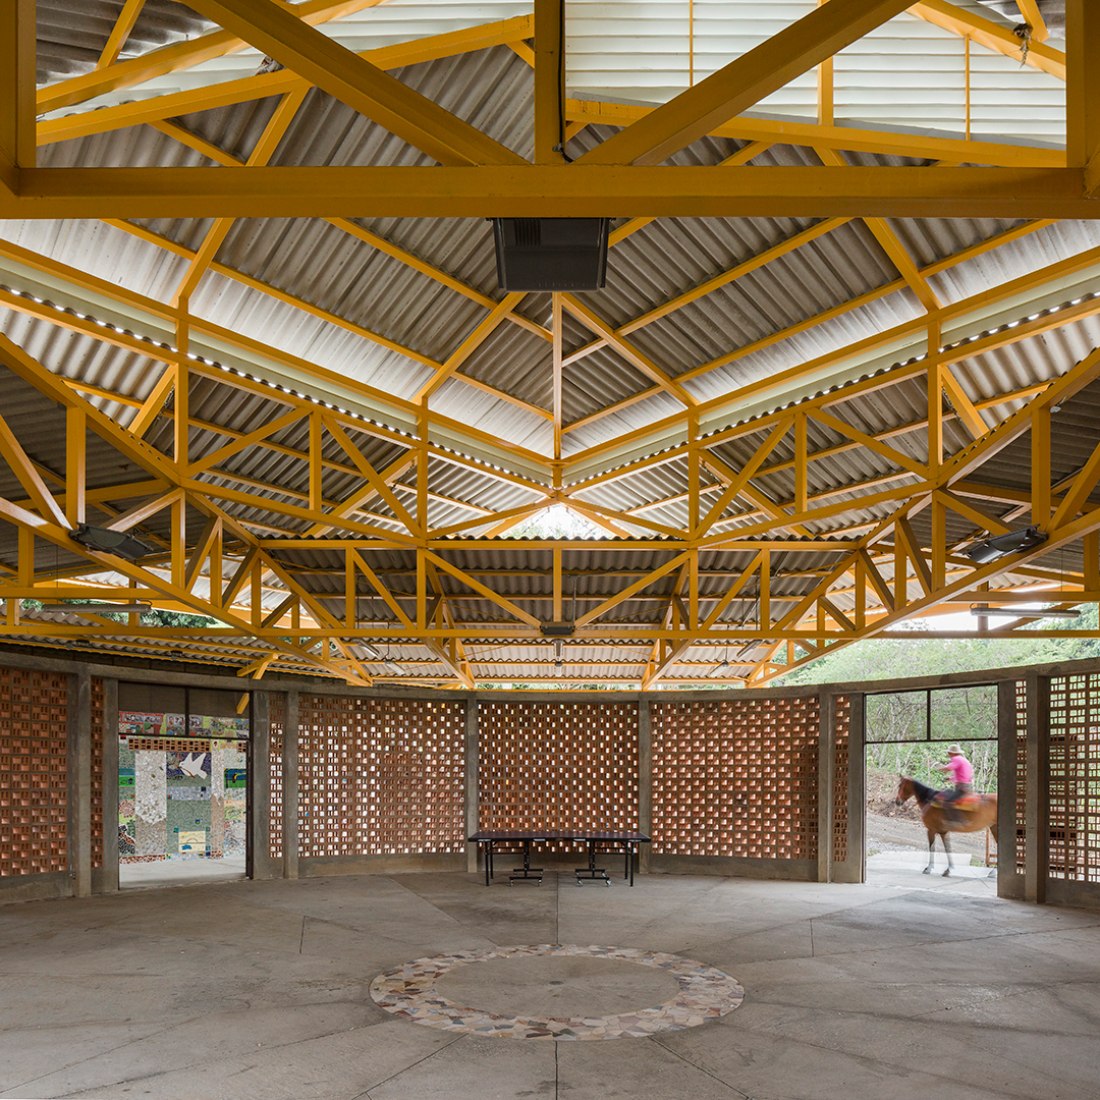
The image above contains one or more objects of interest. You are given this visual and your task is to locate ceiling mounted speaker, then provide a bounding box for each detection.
[493,218,609,291]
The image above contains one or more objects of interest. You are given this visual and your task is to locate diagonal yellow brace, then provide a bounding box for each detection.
[576,0,916,165]
[184,0,526,167]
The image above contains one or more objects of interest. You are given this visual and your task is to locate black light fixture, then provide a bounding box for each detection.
[492,218,609,291]
[970,605,1080,620]
[540,621,575,636]
[37,600,151,615]
[961,526,1047,564]
[69,523,153,561]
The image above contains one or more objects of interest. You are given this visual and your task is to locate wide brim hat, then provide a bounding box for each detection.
[946,743,964,755]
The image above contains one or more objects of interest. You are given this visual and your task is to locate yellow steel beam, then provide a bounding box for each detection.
[574,553,690,629]
[417,293,528,401]
[39,0,396,113]
[535,0,566,165]
[423,551,542,629]
[1068,0,1100,194]
[692,421,791,538]
[561,295,696,406]
[552,293,564,460]
[567,98,1066,168]
[323,419,417,534]
[186,407,308,478]
[608,142,769,247]
[1051,438,1100,529]
[96,0,148,69]
[0,412,69,529]
[576,0,916,165]
[172,87,307,304]
[1015,0,1049,42]
[910,1,1065,79]
[0,0,35,189]
[567,216,849,369]
[940,367,987,439]
[176,0,526,167]
[8,165,1098,220]
[65,407,87,528]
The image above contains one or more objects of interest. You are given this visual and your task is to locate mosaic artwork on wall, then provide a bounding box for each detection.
[119,735,247,861]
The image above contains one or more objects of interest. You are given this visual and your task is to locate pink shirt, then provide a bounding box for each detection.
[946,755,973,785]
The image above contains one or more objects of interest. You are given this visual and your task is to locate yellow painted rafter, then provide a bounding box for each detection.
[576,0,919,166]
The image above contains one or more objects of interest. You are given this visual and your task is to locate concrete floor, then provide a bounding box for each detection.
[119,854,247,889]
[1,864,1098,1100]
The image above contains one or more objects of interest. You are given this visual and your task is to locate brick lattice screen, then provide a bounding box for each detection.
[477,701,639,853]
[0,667,69,876]
[269,695,284,861]
[832,695,850,865]
[652,697,819,859]
[1014,679,1028,875]
[1048,673,1100,884]
[297,695,465,857]
[90,677,104,870]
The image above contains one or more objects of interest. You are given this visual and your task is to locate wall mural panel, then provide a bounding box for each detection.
[118,714,248,863]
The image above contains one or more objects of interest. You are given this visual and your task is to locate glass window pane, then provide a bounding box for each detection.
[930,686,997,742]
[865,691,928,743]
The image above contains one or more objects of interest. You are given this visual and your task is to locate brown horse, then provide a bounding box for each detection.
[894,776,998,877]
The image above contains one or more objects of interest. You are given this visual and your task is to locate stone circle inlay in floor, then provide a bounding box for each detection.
[369,943,744,1040]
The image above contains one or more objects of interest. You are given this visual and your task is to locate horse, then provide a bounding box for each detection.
[894,776,998,877]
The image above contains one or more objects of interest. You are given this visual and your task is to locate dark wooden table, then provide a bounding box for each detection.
[468,830,651,887]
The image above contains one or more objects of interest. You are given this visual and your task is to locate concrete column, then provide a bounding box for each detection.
[66,669,92,898]
[1024,672,1050,904]
[101,679,120,893]
[843,693,865,884]
[996,679,1020,899]
[637,698,652,873]
[250,690,273,879]
[283,688,300,880]
[816,690,836,884]
[465,697,479,874]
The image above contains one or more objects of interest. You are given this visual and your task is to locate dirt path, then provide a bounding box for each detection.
[866,808,990,858]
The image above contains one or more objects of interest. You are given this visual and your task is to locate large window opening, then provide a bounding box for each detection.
[863,685,998,881]
[117,683,250,888]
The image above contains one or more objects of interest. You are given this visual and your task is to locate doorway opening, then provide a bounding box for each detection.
[117,683,250,888]
[863,684,998,884]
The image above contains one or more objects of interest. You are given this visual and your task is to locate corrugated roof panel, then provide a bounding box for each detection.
[930,222,1100,308]
[456,320,553,409]
[430,376,554,455]
[190,270,437,398]
[37,0,208,82]
[562,392,683,457]
[0,308,168,425]
[211,218,484,362]
[686,286,925,402]
[0,217,193,305]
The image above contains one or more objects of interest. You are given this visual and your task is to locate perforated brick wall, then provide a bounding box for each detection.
[297,695,465,857]
[1015,679,1028,875]
[269,695,284,860]
[832,695,850,865]
[477,701,639,853]
[0,667,69,877]
[651,697,819,859]
[90,677,104,871]
[1048,673,1100,884]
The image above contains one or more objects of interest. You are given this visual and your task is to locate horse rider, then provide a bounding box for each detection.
[933,743,973,816]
